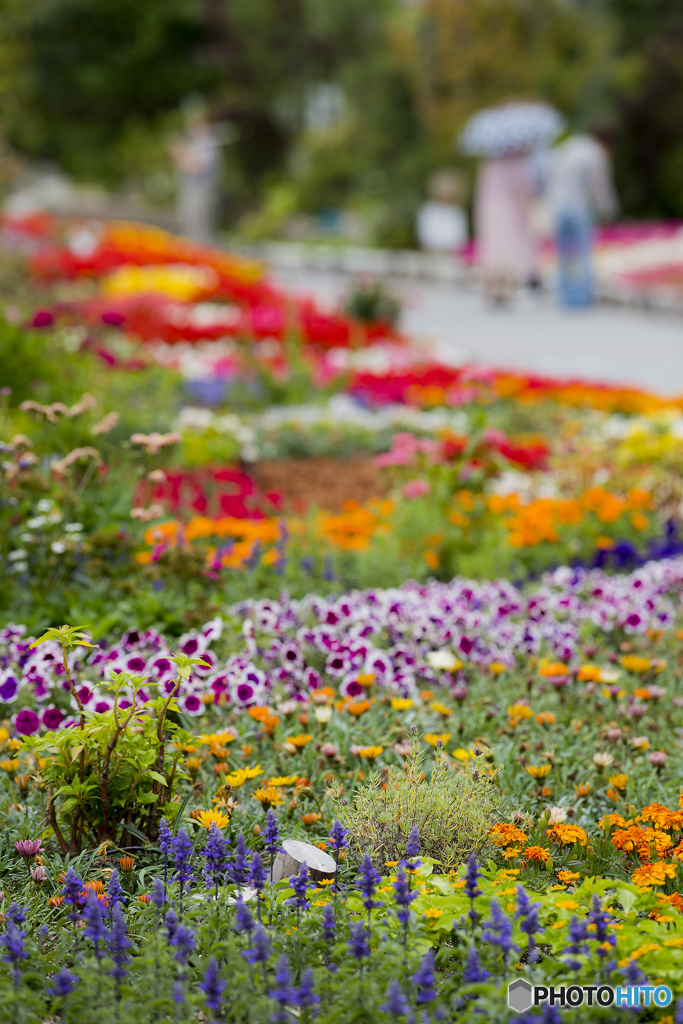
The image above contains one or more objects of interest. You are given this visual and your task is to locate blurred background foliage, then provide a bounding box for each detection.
[0,0,681,243]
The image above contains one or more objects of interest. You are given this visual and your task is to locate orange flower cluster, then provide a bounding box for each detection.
[611,825,673,861]
[485,487,652,549]
[632,862,677,888]
[523,845,551,862]
[248,706,280,734]
[317,500,393,553]
[489,823,528,847]
[492,374,674,416]
[640,802,683,830]
[545,824,588,846]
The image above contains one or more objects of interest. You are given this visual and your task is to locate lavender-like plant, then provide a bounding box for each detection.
[393,865,417,945]
[412,949,437,1004]
[382,980,411,1017]
[263,810,281,883]
[202,822,229,898]
[158,817,172,887]
[357,854,382,932]
[200,958,226,1022]
[107,903,131,1002]
[481,899,518,976]
[270,955,296,1023]
[171,828,194,915]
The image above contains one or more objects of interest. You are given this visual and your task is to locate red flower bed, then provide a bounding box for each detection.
[135,467,282,519]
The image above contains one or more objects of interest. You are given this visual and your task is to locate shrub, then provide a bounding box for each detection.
[22,626,196,854]
[332,734,501,871]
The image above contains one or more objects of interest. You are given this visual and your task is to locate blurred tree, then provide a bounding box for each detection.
[414,0,615,149]
[0,0,398,205]
[0,0,215,183]
[607,0,683,216]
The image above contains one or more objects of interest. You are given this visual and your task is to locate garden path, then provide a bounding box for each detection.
[272,267,683,395]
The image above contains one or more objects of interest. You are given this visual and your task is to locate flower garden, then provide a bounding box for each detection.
[2,215,683,1020]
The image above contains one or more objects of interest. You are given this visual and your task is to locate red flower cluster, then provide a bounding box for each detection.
[135,467,281,519]
[5,214,402,351]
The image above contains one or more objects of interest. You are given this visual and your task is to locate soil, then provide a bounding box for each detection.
[253,455,386,512]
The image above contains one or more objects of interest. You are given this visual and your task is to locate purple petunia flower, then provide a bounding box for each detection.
[13,708,40,735]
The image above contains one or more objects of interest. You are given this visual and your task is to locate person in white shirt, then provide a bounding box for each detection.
[416,170,468,253]
[547,128,618,307]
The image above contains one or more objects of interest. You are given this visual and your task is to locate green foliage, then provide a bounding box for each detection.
[341,279,402,327]
[23,637,195,853]
[2,0,214,183]
[608,0,683,216]
[0,317,72,407]
[333,736,501,870]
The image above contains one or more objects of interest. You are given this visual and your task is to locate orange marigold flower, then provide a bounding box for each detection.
[138,894,152,904]
[574,782,590,797]
[641,803,683,830]
[557,870,580,882]
[620,655,652,674]
[599,813,631,830]
[490,823,528,847]
[609,774,628,792]
[302,812,321,826]
[577,664,603,682]
[535,711,556,726]
[546,824,588,847]
[524,846,551,862]
[48,895,64,908]
[538,659,569,678]
[502,847,520,860]
[657,892,683,912]
[286,734,312,748]
[347,700,370,716]
[632,862,676,888]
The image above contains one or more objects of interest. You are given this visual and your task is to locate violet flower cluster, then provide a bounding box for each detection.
[2,556,682,732]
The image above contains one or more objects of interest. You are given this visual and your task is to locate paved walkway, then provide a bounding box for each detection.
[272,267,683,395]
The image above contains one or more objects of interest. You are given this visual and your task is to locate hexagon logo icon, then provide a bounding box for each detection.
[508,979,533,1014]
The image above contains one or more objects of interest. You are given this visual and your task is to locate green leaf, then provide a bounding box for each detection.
[148,771,167,787]
[615,888,638,915]
[137,792,159,804]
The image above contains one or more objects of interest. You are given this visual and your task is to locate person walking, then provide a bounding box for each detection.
[474,153,539,304]
[170,106,221,244]
[547,128,618,308]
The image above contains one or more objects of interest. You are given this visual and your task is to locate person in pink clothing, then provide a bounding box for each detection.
[475,154,539,303]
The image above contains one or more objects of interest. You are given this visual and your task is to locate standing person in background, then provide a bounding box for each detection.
[474,153,539,305]
[170,103,221,244]
[547,127,618,308]
[416,169,468,254]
